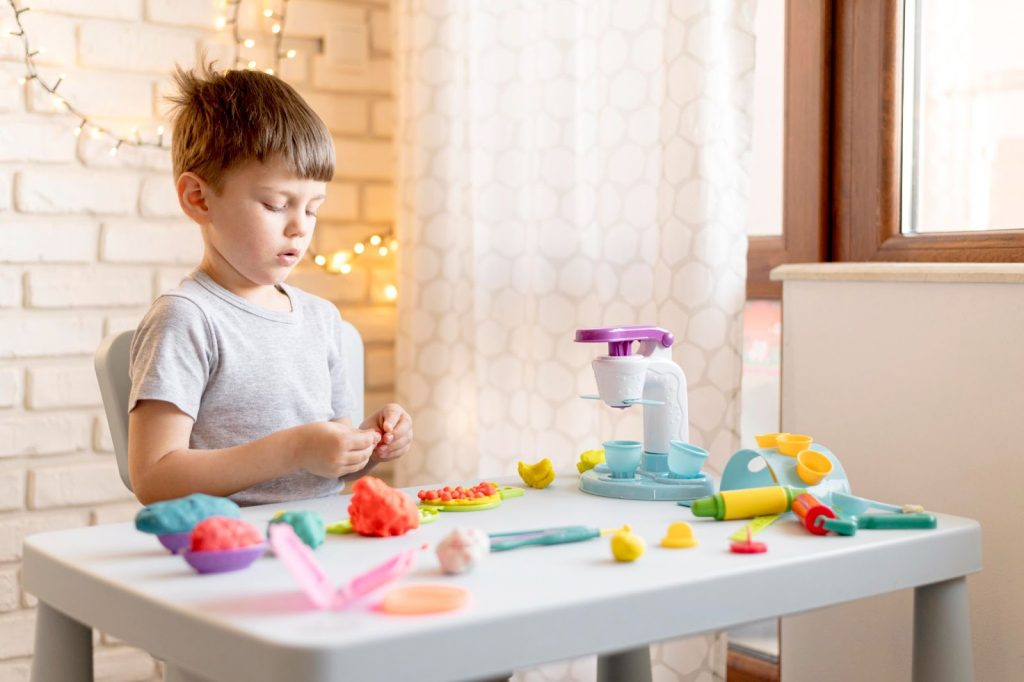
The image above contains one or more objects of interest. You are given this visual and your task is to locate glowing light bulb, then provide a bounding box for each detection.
[265,68,274,75]
[286,49,297,59]
[353,242,365,254]
[108,146,119,157]
[329,250,352,273]
[156,125,165,135]
[384,284,398,301]
[247,60,257,69]
[378,246,388,256]
[271,23,281,34]
[215,16,226,30]
[89,127,100,139]
[73,125,82,137]
[263,8,273,18]
[389,239,399,251]
[18,76,26,85]
[369,234,382,246]
[340,263,352,274]
[243,38,255,48]
[314,254,326,266]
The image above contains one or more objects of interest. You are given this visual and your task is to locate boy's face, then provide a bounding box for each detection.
[197,158,326,290]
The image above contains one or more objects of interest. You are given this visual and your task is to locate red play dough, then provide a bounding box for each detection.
[190,516,262,551]
[348,476,420,537]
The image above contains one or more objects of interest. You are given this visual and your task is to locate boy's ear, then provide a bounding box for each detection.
[176,172,211,223]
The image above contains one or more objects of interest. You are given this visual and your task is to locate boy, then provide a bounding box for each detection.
[127,61,412,505]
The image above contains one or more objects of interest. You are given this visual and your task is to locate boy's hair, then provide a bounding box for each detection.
[166,60,334,192]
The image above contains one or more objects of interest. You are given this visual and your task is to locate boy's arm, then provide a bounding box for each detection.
[130,400,379,504]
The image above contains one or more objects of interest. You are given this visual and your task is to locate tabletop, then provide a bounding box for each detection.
[22,477,982,682]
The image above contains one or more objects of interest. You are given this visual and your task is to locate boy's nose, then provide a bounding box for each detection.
[285,217,307,238]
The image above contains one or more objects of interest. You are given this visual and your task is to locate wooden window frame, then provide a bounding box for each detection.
[748,0,1024,300]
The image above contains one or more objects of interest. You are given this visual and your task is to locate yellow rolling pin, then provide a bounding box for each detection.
[690,486,805,521]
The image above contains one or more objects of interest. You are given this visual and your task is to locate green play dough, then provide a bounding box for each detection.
[268,511,326,549]
[134,493,240,535]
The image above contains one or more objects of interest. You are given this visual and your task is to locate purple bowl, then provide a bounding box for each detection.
[157,532,192,554]
[183,543,267,574]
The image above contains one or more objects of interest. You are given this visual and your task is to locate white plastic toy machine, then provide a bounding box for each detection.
[575,325,715,501]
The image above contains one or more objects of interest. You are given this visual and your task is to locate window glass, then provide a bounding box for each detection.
[902,0,1024,233]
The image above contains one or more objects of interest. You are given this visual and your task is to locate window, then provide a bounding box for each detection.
[748,0,1024,300]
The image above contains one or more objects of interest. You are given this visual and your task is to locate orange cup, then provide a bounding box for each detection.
[777,433,813,456]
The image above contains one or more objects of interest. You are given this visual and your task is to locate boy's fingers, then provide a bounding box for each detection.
[351,429,381,449]
[381,404,403,431]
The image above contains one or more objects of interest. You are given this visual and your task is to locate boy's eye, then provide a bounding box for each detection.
[263,203,285,212]
[306,211,318,218]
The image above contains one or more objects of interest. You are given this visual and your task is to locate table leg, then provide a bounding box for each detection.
[30,601,93,682]
[597,645,652,682]
[913,577,973,682]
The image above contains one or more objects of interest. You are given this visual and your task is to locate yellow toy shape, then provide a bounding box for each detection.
[660,521,698,549]
[518,458,555,489]
[610,525,645,562]
[576,448,605,474]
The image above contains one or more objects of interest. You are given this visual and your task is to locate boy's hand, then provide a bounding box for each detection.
[296,422,381,478]
[361,403,413,462]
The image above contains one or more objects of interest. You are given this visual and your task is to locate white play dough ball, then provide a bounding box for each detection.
[435,527,490,574]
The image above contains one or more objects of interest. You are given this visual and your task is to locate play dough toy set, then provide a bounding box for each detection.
[132,324,936,618]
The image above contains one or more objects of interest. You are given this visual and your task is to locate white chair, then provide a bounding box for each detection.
[94,322,365,492]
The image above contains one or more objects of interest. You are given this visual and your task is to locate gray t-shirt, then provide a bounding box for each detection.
[129,269,358,506]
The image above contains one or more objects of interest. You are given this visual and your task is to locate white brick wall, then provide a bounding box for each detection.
[0,1,396,675]
[27,363,101,409]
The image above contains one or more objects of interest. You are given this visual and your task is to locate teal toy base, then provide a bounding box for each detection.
[579,464,715,501]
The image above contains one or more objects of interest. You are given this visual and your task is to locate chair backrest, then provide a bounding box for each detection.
[94,321,365,493]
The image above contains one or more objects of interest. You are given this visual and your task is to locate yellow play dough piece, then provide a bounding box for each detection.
[610,525,645,562]
[576,449,605,474]
[518,458,555,489]
[660,521,698,549]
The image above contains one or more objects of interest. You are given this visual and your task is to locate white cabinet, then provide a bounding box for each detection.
[773,263,1024,682]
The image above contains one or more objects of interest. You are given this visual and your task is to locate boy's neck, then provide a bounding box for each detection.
[198,259,292,312]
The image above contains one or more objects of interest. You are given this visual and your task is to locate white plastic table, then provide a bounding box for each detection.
[23,479,981,682]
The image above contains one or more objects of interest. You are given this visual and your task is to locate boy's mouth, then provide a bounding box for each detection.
[277,248,300,265]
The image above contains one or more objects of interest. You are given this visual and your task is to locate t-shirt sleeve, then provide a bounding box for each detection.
[328,312,359,423]
[129,295,215,420]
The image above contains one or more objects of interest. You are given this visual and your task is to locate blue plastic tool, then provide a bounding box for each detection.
[488,525,603,552]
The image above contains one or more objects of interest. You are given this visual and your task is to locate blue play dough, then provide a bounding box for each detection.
[268,510,326,549]
[134,493,240,535]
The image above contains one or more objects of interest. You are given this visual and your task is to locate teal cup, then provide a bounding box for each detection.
[603,440,642,479]
[667,440,709,478]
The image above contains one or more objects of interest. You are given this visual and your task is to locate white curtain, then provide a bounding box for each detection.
[394,1,754,679]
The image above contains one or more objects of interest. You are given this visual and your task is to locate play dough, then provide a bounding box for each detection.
[348,476,420,537]
[269,510,325,549]
[380,584,468,614]
[435,527,490,574]
[189,517,262,551]
[135,493,240,535]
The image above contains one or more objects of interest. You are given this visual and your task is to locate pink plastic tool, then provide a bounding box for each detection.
[268,524,427,610]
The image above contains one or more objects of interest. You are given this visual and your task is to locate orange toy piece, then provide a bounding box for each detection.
[348,476,421,537]
[380,584,469,614]
[190,517,262,551]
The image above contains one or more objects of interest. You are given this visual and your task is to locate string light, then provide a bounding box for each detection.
[218,0,296,73]
[8,0,396,287]
[4,0,168,153]
[306,229,397,279]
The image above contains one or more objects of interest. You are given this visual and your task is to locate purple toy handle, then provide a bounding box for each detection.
[574,325,674,357]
